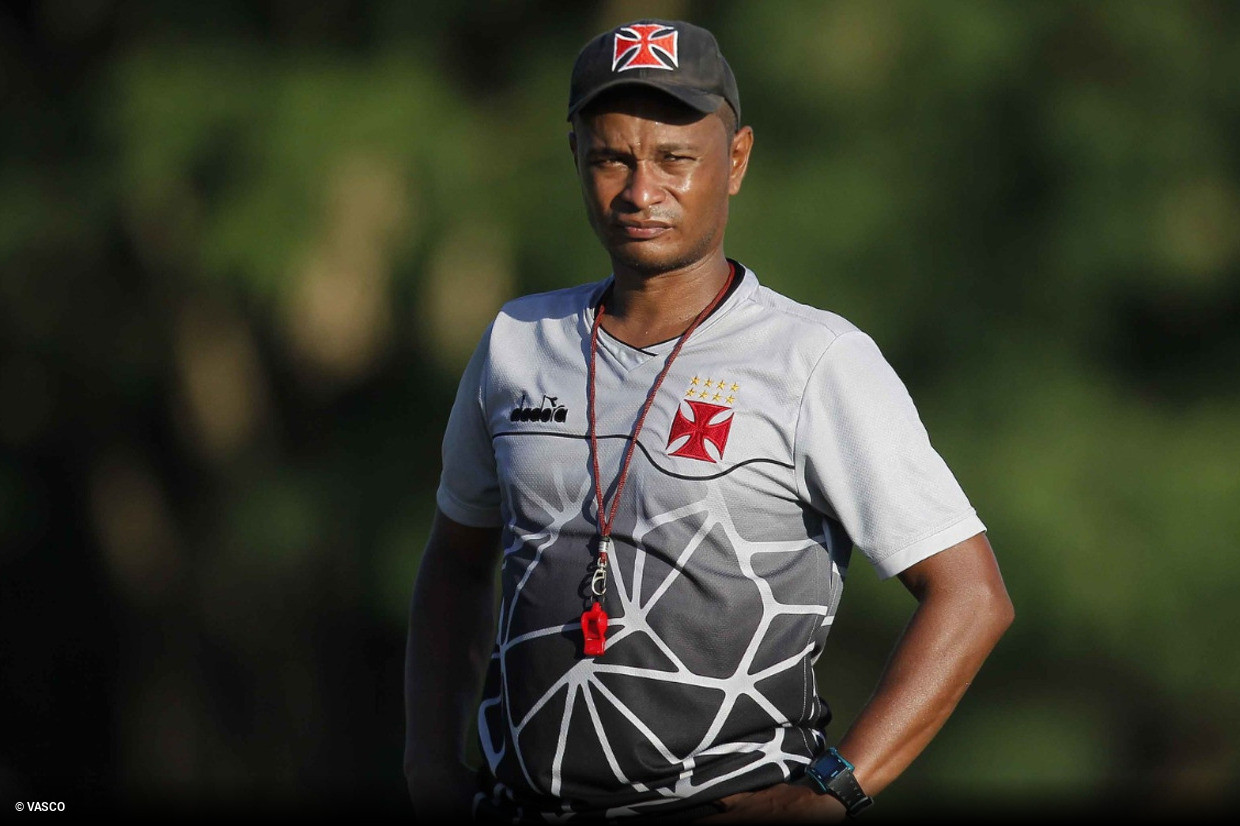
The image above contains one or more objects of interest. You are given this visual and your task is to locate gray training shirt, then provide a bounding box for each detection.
[436,262,985,818]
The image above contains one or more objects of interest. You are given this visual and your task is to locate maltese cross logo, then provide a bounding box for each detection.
[667,399,733,463]
[612,24,679,72]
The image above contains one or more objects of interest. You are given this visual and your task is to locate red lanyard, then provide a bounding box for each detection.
[581,262,736,657]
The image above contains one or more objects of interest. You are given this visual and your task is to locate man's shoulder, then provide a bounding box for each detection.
[740,276,863,344]
[495,280,603,326]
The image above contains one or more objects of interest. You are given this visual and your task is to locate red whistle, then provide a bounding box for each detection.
[581,602,609,657]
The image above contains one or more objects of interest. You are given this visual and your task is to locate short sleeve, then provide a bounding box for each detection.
[435,323,503,527]
[794,331,985,579]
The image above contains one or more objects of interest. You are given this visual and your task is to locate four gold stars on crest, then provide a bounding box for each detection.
[686,376,739,405]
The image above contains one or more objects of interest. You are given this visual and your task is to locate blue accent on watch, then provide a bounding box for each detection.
[804,747,873,816]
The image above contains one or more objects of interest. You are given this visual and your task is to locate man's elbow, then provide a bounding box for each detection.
[979,581,1015,640]
[943,570,1014,645]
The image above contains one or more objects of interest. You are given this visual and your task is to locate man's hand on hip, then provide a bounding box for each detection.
[701,782,846,823]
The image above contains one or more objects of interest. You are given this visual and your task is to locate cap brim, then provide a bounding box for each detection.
[567,78,724,121]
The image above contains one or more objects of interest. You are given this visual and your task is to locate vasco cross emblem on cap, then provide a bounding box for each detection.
[612,24,679,72]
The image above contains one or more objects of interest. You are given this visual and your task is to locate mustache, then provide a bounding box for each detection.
[612,211,676,224]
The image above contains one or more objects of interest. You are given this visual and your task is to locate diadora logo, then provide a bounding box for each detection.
[666,375,738,463]
[510,393,569,423]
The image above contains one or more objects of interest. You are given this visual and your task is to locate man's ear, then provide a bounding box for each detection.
[569,130,578,167]
[728,125,754,196]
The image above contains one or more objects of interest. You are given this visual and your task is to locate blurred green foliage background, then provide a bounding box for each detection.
[2,0,1238,819]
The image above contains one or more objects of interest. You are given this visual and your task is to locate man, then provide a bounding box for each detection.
[405,19,1013,822]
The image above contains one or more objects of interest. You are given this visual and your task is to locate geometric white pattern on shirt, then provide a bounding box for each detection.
[479,467,836,815]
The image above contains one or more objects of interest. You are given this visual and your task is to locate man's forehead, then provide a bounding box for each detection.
[577,113,723,154]
[577,86,713,129]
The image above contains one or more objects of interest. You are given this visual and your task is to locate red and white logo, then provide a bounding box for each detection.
[612,24,679,72]
[667,400,733,463]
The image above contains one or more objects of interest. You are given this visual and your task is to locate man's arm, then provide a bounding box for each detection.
[836,531,1014,796]
[709,532,1013,821]
[404,507,502,817]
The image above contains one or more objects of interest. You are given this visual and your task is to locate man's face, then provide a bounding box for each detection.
[571,91,752,275]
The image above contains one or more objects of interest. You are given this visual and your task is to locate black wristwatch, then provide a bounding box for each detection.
[802,747,873,816]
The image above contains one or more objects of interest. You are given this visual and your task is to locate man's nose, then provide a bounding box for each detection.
[621,162,663,210]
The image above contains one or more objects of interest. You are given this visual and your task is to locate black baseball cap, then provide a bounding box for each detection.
[567,19,740,124]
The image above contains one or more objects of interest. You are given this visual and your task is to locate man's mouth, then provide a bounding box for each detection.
[615,221,672,240]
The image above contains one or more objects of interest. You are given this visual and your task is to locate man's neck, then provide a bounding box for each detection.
[601,253,733,350]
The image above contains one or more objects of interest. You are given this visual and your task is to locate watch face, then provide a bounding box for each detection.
[831,748,855,770]
[814,752,847,780]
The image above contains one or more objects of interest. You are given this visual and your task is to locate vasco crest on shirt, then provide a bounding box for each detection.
[666,376,738,463]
